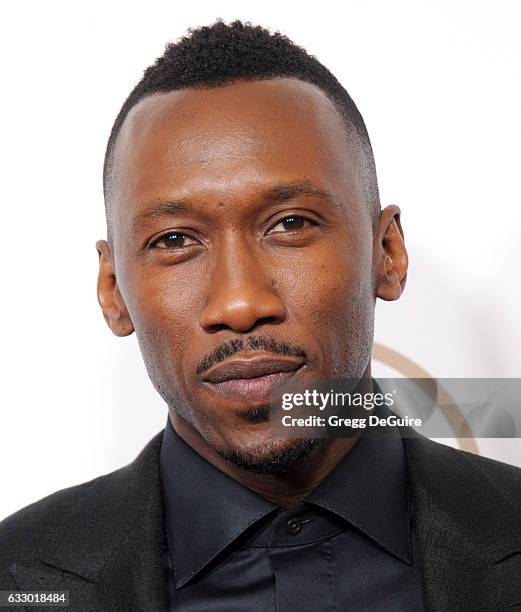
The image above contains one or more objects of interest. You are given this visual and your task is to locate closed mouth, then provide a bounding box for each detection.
[202,356,306,402]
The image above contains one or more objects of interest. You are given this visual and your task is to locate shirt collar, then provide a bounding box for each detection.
[160,420,277,588]
[305,431,412,564]
[160,418,411,588]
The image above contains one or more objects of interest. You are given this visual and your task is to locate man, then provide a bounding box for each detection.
[1,20,521,611]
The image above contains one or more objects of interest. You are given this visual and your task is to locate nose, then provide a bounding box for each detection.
[199,237,287,334]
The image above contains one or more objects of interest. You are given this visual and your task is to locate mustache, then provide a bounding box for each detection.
[195,335,307,377]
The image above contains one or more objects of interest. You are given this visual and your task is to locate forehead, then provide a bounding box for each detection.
[110,78,361,219]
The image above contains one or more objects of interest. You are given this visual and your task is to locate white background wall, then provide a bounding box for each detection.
[1,0,520,520]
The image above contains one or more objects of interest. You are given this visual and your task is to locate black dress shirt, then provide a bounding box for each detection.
[160,420,424,611]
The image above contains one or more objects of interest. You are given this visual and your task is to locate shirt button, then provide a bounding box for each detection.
[285,517,302,535]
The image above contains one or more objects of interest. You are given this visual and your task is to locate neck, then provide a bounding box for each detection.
[170,372,373,508]
[172,411,358,507]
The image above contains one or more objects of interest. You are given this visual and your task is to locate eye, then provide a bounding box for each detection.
[149,231,198,250]
[267,215,317,234]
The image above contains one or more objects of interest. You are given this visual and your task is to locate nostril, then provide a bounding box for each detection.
[258,315,282,326]
[205,322,231,334]
[204,315,281,335]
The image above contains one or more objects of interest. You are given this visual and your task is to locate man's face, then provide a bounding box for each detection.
[98,78,398,469]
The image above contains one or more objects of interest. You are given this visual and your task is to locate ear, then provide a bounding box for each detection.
[95,240,134,336]
[374,205,408,301]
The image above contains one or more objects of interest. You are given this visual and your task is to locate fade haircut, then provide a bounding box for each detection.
[103,20,381,244]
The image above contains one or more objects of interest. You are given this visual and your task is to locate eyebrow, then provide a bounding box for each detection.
[130,199,190,235]
[265,181,334,203]
[130,181,336,234]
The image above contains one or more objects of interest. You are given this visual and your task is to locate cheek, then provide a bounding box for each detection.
[274,237,374,376]
[122,269,202,374]
[279,242,371,327]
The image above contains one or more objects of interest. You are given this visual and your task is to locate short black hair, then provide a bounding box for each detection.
[103,20,380,241]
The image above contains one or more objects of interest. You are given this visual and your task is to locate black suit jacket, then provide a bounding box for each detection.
[2,432,521,611]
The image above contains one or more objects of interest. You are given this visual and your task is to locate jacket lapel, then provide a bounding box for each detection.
[11,432,168,611]
[404,436,521,611]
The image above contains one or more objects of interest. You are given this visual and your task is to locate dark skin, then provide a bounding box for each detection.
[96,78,408,507]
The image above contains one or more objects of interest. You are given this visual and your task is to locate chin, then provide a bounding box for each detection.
[213,434,320,476]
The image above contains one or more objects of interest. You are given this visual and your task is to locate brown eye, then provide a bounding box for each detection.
[151,232,197,249]
[268,215,314,233]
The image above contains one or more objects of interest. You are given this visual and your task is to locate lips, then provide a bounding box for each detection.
[202,356,305,402]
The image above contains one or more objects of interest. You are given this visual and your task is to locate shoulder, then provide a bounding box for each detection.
[0,431,164,587]
[0,476,101,588]
[0,470,119,564]
[404,435,521,508]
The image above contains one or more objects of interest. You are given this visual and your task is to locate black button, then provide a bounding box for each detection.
[286,517,302,535]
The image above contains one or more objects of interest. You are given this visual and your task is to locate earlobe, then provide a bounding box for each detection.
[374,206,408,302]
[95,240,135,337]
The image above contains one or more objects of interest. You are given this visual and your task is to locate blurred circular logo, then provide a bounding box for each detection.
[372,343,478,454]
